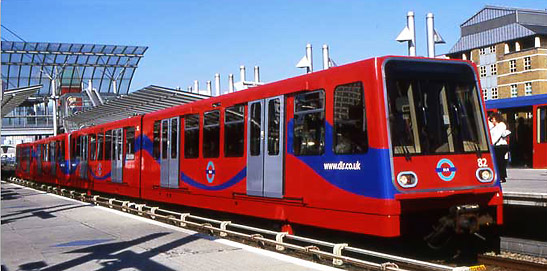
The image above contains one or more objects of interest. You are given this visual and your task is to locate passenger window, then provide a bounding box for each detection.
[539,107,547,143]
[333,82,368,154]
[125,127,136,160]
[225,105,245,157]
[171,119,178,159]
[97,133,104,160]
[90,134,97,161]
[153,121,161,159]
[293,90,325,155]
[203,110,220,158]
[268,99,281,155]
[58,141,65,162]
[105,131,112,161]
[250,103,261,156]
[161,120,169,159]
[184,114,200,158]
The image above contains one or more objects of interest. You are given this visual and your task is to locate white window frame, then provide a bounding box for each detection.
[510,60,517,73]
[490,64,497,75]
[510,84,518,97]
[491,87,498,100]
[525,82,532,96]
[524,57,531,70]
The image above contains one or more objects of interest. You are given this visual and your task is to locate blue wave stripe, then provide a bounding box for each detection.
[180,168,247,191]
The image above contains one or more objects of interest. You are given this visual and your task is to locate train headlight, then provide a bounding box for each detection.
[476,168,494,183]
[397,171,418,188]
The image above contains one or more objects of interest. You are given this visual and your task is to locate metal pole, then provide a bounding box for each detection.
[206,81,212,96]
[254,66,260,83]
[51,79,58,136]
[240,66,246,82]
[214,73,221,96]
[228,74,234,93]
[306,43,313,73]
[322,44,329,70]
[426,13,435,58]
[407,11,416,56]
[194,80,199,94]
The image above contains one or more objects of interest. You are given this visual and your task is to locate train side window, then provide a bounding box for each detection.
[333,82,368,154]
[58,140,65,162]
[97,133,104,160]
[44,144,49,162]
[539,106,547,143]
[161,120,169,159]
[105,131,112,161]
[90,134,97,161]
[153,121,161,160]
[125,127,136,160]
[224,105,245,157]
[203,110,220,158]
[184,114,200,158]
[171,119,178,159]
[250,103,261,156]
[293,90,325,155]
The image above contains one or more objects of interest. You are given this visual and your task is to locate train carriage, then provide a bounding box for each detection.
[139,56,503,239]
[68,116,142,197]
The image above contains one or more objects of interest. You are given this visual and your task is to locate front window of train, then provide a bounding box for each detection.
[385,59,488,156]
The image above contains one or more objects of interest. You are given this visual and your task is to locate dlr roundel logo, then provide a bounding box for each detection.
[435,158,457,181]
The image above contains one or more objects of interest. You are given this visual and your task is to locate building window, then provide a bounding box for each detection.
[511,84,518,97]
[524,57,531,70]
[224,105,245,157]
[490,64,497,75]
[489,45,496,54]
[334,82,368,154]
[525,82,532,96]
[479,48,486,55]
[482,89,488,101]
[491,87,498,99]
[184,114,200,158]
[203,110,220,158]
[480,66,487,77]
[510,60,517,73]
[293,90,325,156]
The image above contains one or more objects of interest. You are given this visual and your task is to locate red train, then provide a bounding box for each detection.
[15,56,503,246]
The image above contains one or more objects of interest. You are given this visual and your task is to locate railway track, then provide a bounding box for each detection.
[477,254,547,271]
[5,177,493,271]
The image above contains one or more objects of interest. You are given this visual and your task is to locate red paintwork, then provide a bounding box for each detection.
[533,104,547,168]
[15,56,503,238]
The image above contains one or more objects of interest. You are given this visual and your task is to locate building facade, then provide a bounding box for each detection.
[447,6,547,168]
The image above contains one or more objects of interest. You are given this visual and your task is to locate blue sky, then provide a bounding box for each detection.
[2,0,546,92]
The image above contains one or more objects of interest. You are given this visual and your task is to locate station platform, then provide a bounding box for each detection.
[502,169,547,207]
[1,182,337,271]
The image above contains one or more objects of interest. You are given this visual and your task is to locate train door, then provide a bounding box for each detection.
[247,96,285,198]
[160,117,180,188]
[80,135,89,180]
[111,128,123,183]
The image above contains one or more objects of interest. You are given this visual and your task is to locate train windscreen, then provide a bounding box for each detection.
[385,59,488,156]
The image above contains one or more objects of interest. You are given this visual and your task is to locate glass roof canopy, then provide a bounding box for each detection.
[1,41,148,96]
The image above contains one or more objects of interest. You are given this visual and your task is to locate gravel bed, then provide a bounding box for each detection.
[484,251,547,264]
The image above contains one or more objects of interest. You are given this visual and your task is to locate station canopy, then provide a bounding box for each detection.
[1,41,148,96]
[63,85,210,128]
[1,85,41,117]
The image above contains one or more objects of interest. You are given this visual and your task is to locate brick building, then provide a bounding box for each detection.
[447,6,547,168]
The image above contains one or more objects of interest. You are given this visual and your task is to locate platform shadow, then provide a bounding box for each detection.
[22,232,203,271]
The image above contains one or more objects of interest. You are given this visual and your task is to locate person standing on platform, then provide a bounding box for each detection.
[490,113,510,183]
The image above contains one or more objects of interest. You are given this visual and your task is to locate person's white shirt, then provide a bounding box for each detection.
[490,122,508,146]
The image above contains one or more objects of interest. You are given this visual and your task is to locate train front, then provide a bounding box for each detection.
[382,58,503,249]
